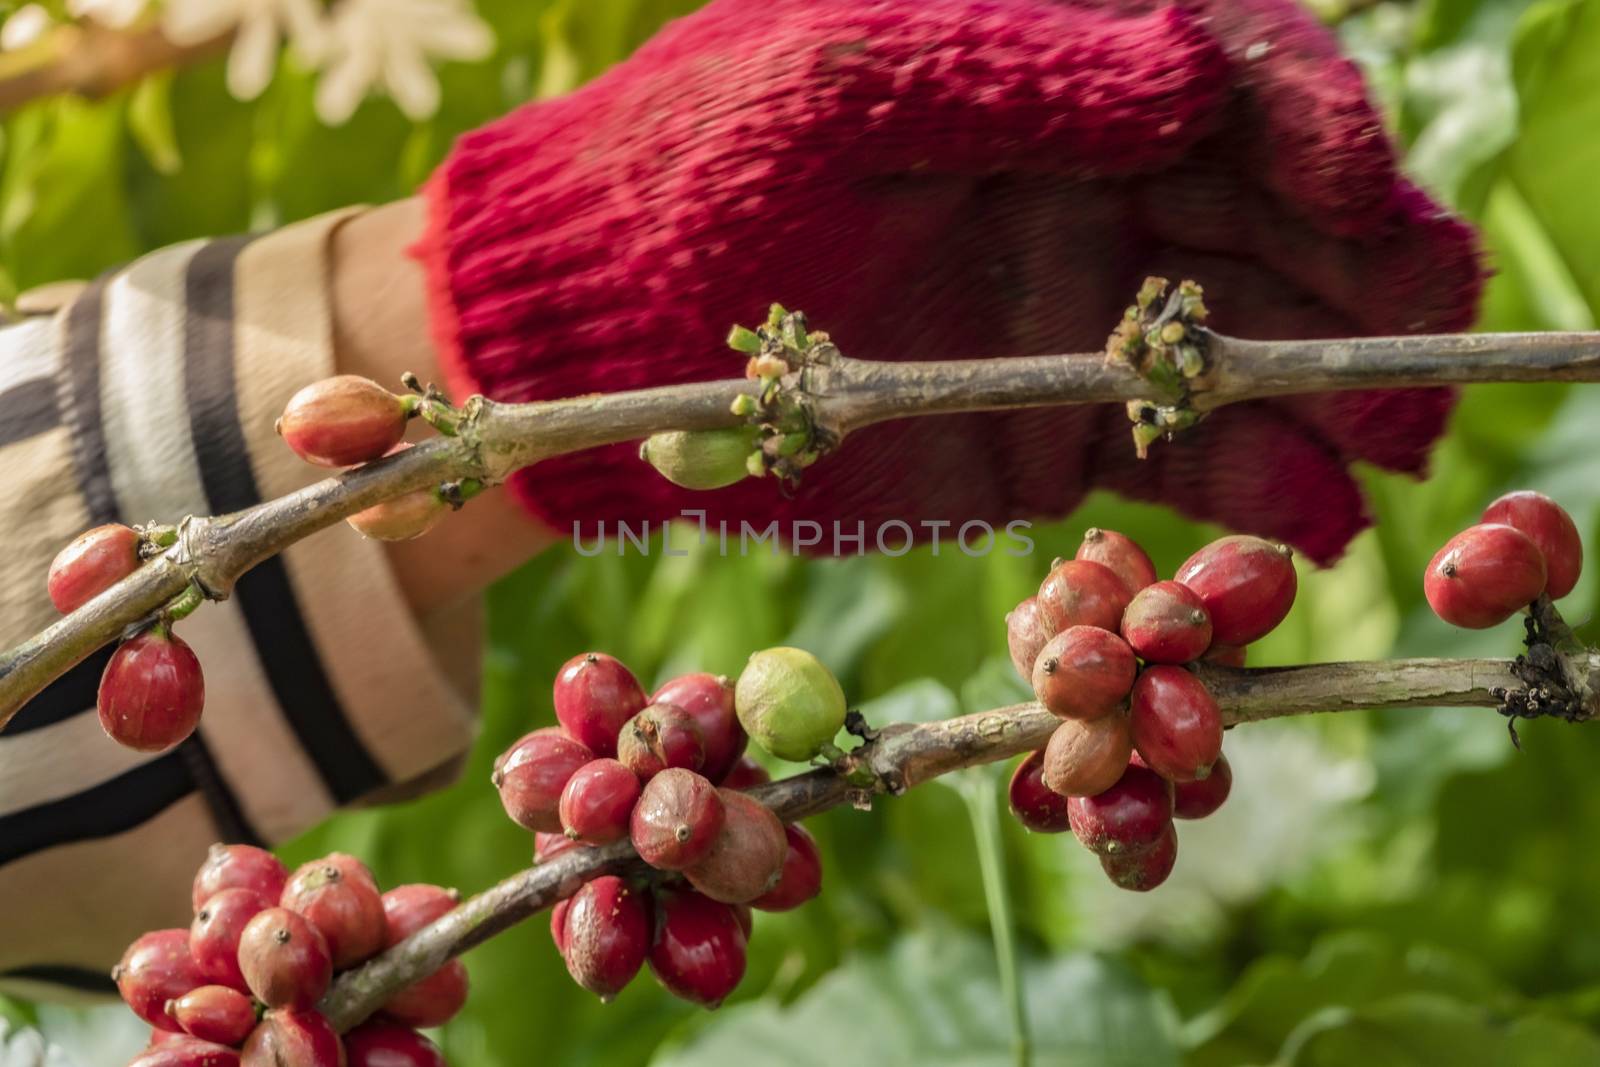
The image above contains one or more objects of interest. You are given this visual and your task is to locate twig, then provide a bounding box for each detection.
[0,21,231,112]
[320,652,1598,1031]
[6,326,1600,724]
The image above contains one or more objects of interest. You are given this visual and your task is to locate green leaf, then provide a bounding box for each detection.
[1280,994,1600,1066]
[126,59,256,245]
[0,97,138,287]
[855,677,960,730]
[652,929,1181,1067]
[1187,931,1510,1066]
[127,72,181,176]
[1499,0,1600,316]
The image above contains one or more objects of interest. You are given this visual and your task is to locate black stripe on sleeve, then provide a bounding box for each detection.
[56,276,118,525]
[175,732,262,846]
[14,250,261,848]
[181,238,388,804]
[0,964,117,996]
[0,644,114,737]
[0,754,193,866]
[0,377,60,447]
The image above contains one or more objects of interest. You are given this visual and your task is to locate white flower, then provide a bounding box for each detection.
[0,1019,83,1067]
[65,0,147,29]
[1,5,52,51]
[315,0,494,125]
[163,0,329,102]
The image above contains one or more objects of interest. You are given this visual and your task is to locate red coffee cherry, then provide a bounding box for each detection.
[1008,750,1069,833]
[631,768,726,871]
[617,703,705,781]
[1031,626,1137,720]
[1100,823,1178,891]
[550,897,573,955]
[129,1039,240,1067]
[648,890,748,1008]
[753,824,823,911]
[322,852,380,891]
[1425,522,1548,629]
[718,755,770,790]
[193,844,288,913]
[1041,713,1134,798]
[553,652,648,757]
[345,1021,446,1067]
[168,985,255,1046]
[115,929,206,1031]
[280,854,387,970]
[97,626,205,753]
[535,831,580,865]
[1202,643,1247,668]
[240,1010,344,1067]
[732,903,754,940]
[237,908,331,1011]
[1484,490,1582,599]
[651,673,747,782]
[361,975,452,1044]
[1121,581,1213,664]
[1036,559,1130,634]
[48,523,141,614]
[685,789,788,904]
[562,875,653,1000]
[1175,535,1297,646]
[1004,596,1055,684]
[276,374,408,468]
[1067,765,1174,855]
[1129,666,1224,783]
[379,886,469,1029]
[492,728,594,832]
[559,758,643,845]
[380,883,458,940]
[1174,752,1232,820]
[190,888,269,992]
[1075,528,1157,598]
[347,488,446,542]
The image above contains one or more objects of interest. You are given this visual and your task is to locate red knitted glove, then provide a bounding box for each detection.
[416,0,1482,564]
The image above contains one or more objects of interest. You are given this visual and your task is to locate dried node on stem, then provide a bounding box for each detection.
[1105,277,1211,458]
[1490,596,1592,746]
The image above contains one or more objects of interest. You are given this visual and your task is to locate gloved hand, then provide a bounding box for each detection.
[416,0,1482,564]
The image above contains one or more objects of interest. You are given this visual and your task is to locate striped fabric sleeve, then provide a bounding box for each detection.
[0,209,476,1003]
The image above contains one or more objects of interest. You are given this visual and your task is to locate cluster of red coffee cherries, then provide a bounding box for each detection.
[493,652,823,1008]
[47,376,440,757]
[114,844,456,1065]
[1424,490,1583,628]
[44,522,206,754]
[1004,529,1298,890]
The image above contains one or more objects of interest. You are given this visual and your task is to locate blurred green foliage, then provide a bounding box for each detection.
[8,0,1600,1062]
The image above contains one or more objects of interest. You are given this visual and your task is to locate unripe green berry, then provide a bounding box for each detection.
[734,647,846,762]
[727,325,762,353]
[640,427,759,490]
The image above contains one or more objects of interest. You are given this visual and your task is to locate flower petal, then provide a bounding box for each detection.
[162,0,243,45]
[383,40,440,120]
[316,44,378,125]
[226,9,281,101]
[2,6,53,52]
[420,11,495,61]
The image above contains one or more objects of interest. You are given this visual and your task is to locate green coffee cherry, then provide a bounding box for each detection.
[640,427,760,490]
[734,647,847,762]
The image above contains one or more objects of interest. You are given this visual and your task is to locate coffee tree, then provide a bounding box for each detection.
[7,277,1600,1065]
[6,0,1600,1065]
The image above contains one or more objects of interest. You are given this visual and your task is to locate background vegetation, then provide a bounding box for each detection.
[5,0,1600,1062]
